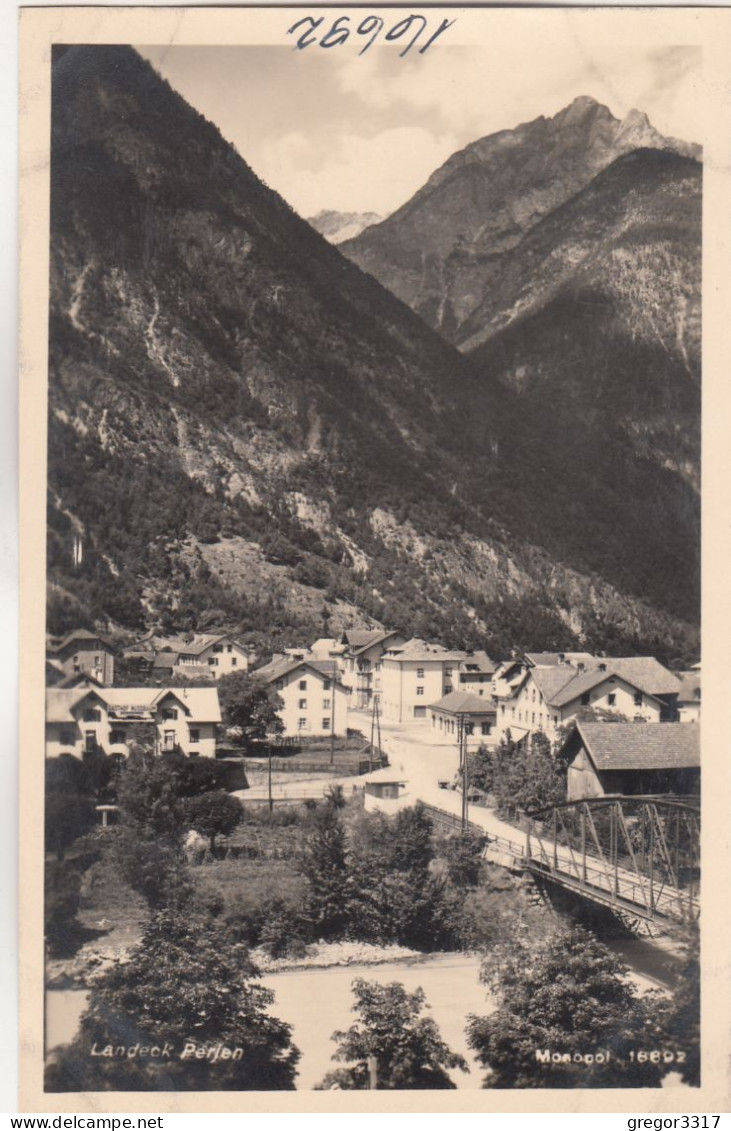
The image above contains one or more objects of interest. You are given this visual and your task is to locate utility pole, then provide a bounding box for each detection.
[369,696,376,774]
[267,741,273,812]
[329,670,336,766]
[374,695,382,768]
[458,713,468,834]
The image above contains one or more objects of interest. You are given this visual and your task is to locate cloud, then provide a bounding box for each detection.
[255,124,459,217]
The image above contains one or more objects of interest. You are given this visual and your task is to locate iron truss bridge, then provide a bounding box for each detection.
[519,795,700,926]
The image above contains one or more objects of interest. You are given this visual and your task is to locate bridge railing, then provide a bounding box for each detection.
[522,796,700,925]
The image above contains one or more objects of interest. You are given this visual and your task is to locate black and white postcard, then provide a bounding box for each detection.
[18,4,731,1113]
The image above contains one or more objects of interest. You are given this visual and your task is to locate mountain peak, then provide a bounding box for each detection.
[554,94,615,124]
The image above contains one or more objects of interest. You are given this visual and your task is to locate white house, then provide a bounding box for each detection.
[380,639,468,724]
[492,654,681,744]
[340,629,405,709]
[45,686,222,759]
[123,633,250,680]
[255,656,347,738]
[46,629,116,686]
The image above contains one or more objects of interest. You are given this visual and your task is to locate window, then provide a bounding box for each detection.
[213,644,223,654]
[416,668,425,679]
[481,722,491,736]
[598,662,607,672]
[189,729,200,744]
[444,684,452,695]
[608,693,616,706]
[275,680,283,691]
[162,708,178,720]
[445,667,453,678]
[634,691,643,707]
[298,718,307,730]
[322,717,331,730]
[532,712,535,723]
[299,699,307,710]
[94,655,100,665]
[227,644,233,653]
[532,690,536,702]
[465,723,474,736]
[323,698,331,709]
[164,731,176,750]
[83,708,101,722]
[84,731,96,752]
[413,705,426,718]
[323,679,331,691]
[375,662,381,671]
[59,729,74,746]
[109,729,126,745]
[581,693,590,706]
[416,686,424,696]
[208,657,218,667]
[299,680,307,691]
[501,705,505,715]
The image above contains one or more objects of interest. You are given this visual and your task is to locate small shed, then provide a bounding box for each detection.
[561,722,700,801]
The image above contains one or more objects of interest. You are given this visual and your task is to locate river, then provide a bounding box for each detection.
[45,937,677,1090]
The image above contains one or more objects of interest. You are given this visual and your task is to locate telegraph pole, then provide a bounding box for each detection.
[369,696,376,773]
[458,713,468,834]
[329,668,336,766]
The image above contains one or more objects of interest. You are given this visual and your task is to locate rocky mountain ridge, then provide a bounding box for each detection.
[308,210,382,244]
[46,48,699,662]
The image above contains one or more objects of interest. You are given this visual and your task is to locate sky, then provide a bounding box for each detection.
[138,43,701,220]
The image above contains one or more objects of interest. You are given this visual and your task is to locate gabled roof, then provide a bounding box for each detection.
[524,651,595,667]
[256,656,341,685]
[529,657,677,708]
[46,687,106,722]
[530,666,578,704]
[459,650,495,674]
[46,686,222,723]
[55,671,104,690]
[47,629,114,655]
[570,722,700,772]
[608,658,681,697]
[383,638,468,663]
[429,690,497,715]
[342,629,385,649]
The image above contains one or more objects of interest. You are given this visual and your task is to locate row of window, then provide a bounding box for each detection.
[298,699,331,709]
[414,667,453,679]
[58,727,203,748]
[298,718,331,730]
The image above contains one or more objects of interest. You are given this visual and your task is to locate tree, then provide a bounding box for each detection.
[652,927,700,1087]
[317,979,467,1090]
[45,911,300,1091]
[347,806,463,950]
[183,790,244,853]
[466,923,666,1088]
[45,754,99,860]
[299,798,349,940]
[218,671,284,748]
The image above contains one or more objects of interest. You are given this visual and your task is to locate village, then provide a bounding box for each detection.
[45,625,701,817]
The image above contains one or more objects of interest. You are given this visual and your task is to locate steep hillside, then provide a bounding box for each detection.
[341,96,699,340]
[462,148,701,488]
[46,47,699,661]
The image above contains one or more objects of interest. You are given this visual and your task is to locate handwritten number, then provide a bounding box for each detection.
[356,16,383,54]
[321,16,351,47]
[385,14,428,57]
[419,17,457,53]
[287,16,323,50]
